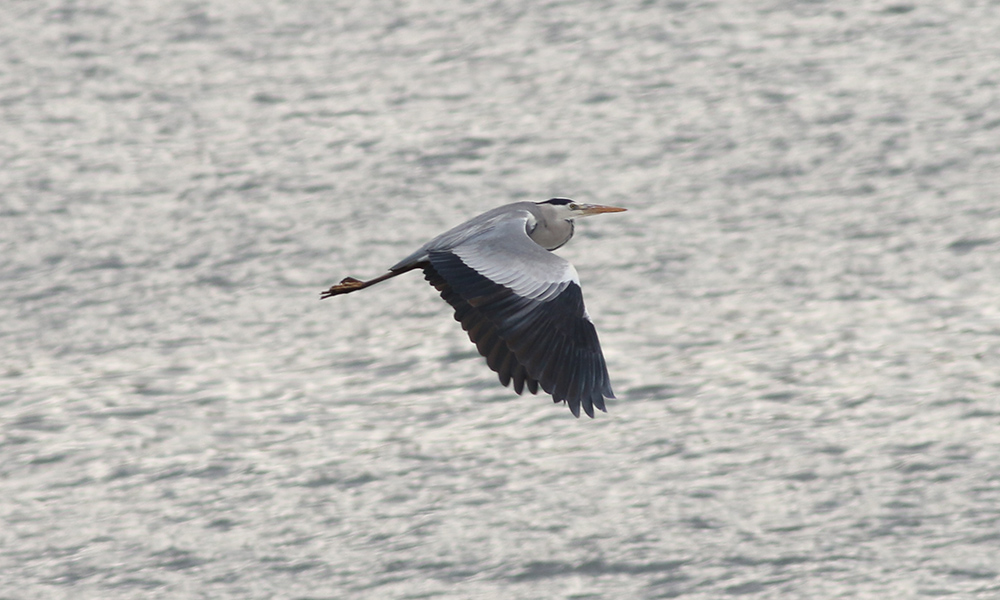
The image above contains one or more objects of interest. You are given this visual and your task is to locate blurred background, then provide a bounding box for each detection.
[2,1,999,598]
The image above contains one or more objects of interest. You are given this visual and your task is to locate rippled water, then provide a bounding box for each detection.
[3,1,1000,598]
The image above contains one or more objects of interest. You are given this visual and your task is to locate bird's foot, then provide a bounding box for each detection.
[320,277,365,298]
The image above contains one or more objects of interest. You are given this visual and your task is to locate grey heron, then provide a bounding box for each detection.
[321,198,626,418]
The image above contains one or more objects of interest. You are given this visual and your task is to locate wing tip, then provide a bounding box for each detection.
[563,394,611,418]
[567,398,581,418]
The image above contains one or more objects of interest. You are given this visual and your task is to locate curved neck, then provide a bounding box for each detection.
[529,216,574,251]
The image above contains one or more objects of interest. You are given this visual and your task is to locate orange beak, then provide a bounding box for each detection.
[579,203,627,216]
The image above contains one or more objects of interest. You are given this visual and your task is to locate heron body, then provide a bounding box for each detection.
[321,198,625,418]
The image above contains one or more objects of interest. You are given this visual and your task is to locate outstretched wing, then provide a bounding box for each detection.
[421,214,614,417]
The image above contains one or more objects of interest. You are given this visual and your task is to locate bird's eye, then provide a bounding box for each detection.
[568,203,579,210]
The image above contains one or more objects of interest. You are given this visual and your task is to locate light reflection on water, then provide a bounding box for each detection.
[3,1,1000,598]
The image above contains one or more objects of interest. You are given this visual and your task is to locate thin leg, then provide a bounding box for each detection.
[320,265,419,299]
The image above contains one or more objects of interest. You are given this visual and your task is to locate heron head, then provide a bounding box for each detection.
[537,198,627,220]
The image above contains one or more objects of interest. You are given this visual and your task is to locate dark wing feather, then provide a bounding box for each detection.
[423,250,613,417]
[423,261,540,398]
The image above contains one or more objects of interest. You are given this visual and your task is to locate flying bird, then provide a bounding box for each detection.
[321,198,626,417]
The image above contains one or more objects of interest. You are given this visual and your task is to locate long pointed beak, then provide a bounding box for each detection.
[579,203,627,216]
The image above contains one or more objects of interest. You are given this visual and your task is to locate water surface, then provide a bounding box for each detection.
[2,1,1000,598]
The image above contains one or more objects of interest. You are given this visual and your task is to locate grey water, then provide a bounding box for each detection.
[3,1,1000,598]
